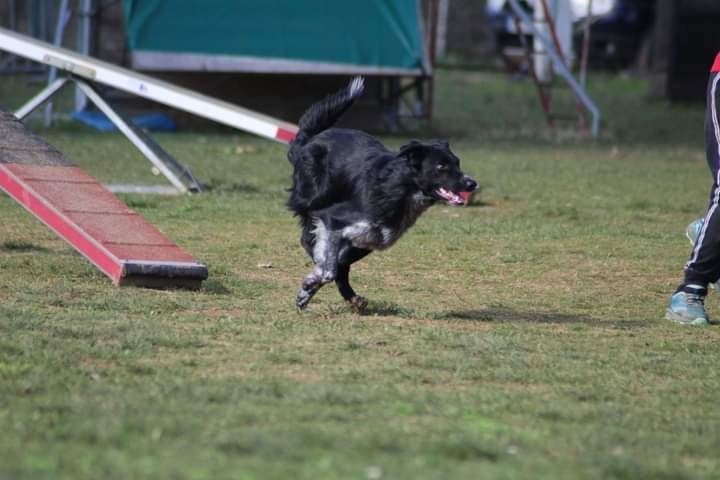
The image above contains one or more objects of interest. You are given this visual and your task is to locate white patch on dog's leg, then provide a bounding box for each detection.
[342,220,371,239]
[311,218,341,283]
[315,255,338,285]
[296,287,313,310]
[381,227,394,245]
[298,267,325,310]
[342,220,373,248]
[302,267,322,288]
[297,219,341,310]
[311,218,329,265]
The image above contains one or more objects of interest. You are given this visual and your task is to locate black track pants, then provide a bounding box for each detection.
[681,71,720,288]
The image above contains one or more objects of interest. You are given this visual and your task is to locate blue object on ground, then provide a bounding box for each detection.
[72,110,177,132]
[666,290,710,326]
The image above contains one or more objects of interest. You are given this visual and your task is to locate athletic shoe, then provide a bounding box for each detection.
[665,288,709,326]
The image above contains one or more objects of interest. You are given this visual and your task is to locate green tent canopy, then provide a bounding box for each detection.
[122,0,430,76]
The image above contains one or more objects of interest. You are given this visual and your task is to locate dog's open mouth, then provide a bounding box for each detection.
[435,187,465,206]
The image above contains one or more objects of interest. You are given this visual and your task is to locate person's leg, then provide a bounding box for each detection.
[667,70,720,325]
[681,71,720,289]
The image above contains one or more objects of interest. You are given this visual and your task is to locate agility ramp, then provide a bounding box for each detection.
[0,110,208,288]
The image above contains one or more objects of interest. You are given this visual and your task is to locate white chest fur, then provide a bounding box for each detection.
[341,221,390,250]
[342,193,433,250]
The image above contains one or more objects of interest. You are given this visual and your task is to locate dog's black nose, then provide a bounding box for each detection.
[463,176,478,192]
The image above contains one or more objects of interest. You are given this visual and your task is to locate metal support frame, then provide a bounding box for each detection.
[378,76,430,131]
[0,25,299,193]
[507,0,601,137]
[0,27,297,141]
[15,77,69,119]
[14,75,202,193]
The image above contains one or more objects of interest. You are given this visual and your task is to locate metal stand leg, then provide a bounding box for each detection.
[74,79,202,193]
[13,75,202,194]
[15,77,70,119]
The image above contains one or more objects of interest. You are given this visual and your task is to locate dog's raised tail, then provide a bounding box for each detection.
[289,77,364,155]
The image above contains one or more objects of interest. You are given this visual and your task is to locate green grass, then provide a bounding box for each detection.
[2,69,720,479]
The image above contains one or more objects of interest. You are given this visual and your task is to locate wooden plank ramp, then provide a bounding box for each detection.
[0,110,208,288]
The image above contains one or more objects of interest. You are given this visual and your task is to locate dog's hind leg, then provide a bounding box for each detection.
[296,219,342,310]
[296,272,325,310]
[296,258,339,310]
[335,247,371,311]
[299,221,315,258]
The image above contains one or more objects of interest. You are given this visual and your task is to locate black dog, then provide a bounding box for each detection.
[287,77,477,310]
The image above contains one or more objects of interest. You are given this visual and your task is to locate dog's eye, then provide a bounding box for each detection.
[437,163,447,170]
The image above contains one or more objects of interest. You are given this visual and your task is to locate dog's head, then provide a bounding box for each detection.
[398,140,478,206]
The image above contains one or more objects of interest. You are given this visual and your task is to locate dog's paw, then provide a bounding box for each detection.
[296,288,312,311]
[348,295,368,313]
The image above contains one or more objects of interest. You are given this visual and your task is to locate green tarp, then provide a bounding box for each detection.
[122,0,429,75]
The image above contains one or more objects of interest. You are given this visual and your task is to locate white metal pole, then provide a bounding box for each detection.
[75,0,91,112]
[45,0,70,126]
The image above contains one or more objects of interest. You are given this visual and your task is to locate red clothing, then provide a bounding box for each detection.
[712,52,720,72]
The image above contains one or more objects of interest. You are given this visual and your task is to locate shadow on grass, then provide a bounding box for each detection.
[436,307,653,328]
[359,302,651,329]
[1,241,49,252]
[361,301,416,318]
[200,278,231,295]
[122,198,159,210]
[202,181,259,194]
[463,195,495,208]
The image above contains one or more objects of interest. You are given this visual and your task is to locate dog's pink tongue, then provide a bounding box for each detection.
[459,192,473,205]
[438,187,464,205]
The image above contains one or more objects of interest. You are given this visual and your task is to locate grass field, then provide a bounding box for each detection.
[2,69,720,479]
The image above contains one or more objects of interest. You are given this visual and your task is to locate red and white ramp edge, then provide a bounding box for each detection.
[0,112,207,288]
[0,163,208,288]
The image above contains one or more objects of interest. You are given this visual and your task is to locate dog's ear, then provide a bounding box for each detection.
[398,140,427,170]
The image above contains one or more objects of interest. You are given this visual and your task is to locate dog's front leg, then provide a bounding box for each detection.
[296,221,342,310]
[335,247,371,311]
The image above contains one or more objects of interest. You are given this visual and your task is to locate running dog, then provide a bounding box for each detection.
[287,77,478,311]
